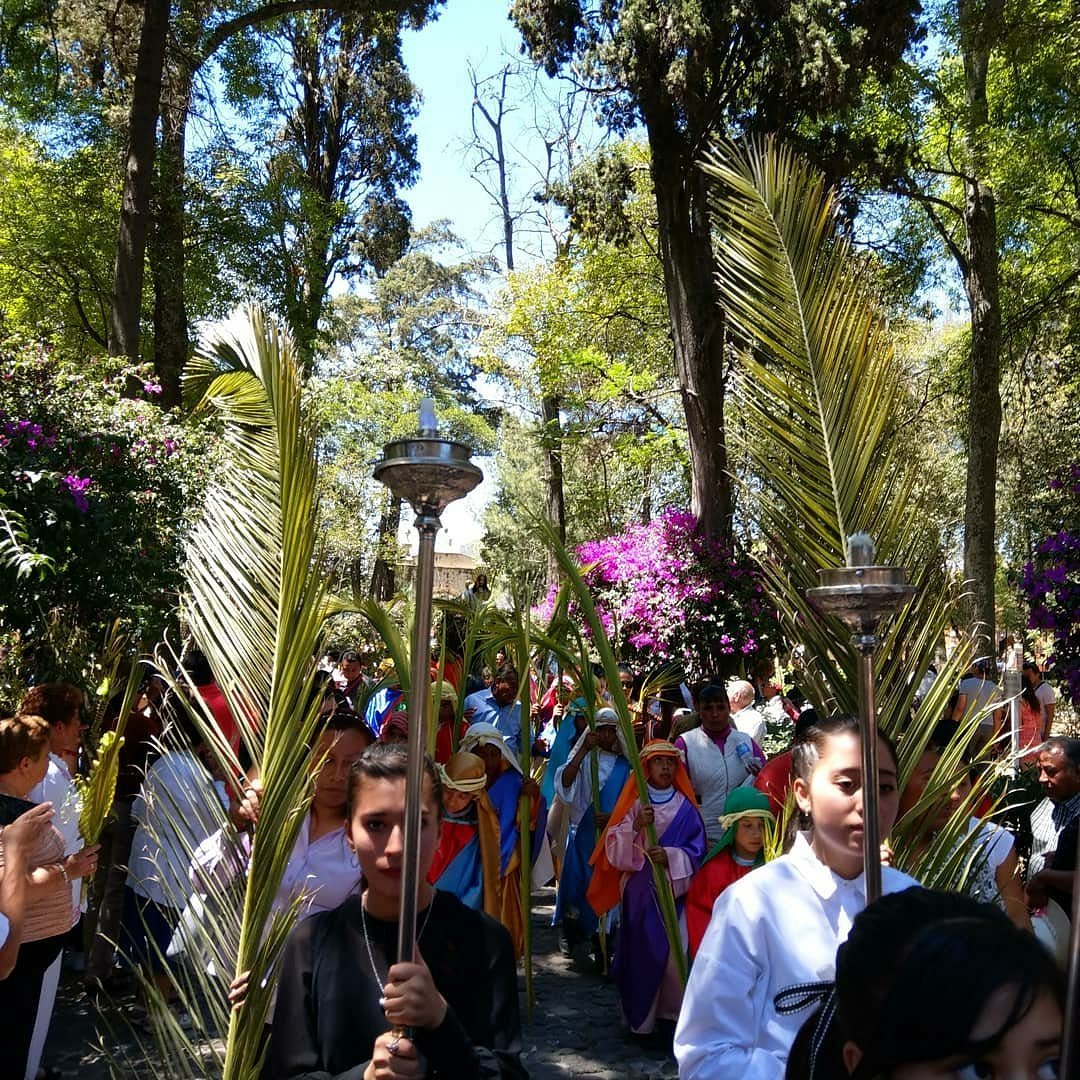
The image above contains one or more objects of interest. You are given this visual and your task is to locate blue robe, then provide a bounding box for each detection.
[552,756,631,935]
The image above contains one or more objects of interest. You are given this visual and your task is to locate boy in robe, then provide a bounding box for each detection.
[460,723,547,959]
[552,708,631,960]
[428,751,501,916]
[685,786,774,958]
[588,740,705,1036]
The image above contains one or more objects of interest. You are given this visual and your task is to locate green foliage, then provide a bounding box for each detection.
[182,307,342,1079]
[0,338,208,670]
[237,10,421,362]
[0,122,122,350]
[310,227,496,591]
[481,144,690,594]
[703,135,970,774]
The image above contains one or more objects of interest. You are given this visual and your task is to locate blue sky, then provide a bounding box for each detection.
[401,0,535,258]
[394,0,571,555]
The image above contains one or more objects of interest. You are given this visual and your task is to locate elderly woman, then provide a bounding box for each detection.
[0,714,97,1080]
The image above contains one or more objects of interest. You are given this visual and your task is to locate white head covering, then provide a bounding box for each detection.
[565,707,633,763]
[461,722,522,774]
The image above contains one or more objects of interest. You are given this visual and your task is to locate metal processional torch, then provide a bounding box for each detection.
[806,533,916,903]
[373,399,482,965]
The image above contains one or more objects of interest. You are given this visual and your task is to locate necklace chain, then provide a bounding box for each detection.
[360,891,437,997]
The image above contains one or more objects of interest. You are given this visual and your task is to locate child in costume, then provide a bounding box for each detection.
[428,751,501,917]
[674,713,919,1080]
[588,739,706,1035]
[460,723,547,959]
[552,708,632,960]
[685,786,774,957]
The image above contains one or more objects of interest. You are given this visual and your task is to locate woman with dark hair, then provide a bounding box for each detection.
[786,888,1064,1079]
[675,713,918,1079]
[192,711,371,925]
[267,743,526,1079]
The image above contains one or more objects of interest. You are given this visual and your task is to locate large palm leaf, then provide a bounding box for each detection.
[700,139,1000,884]
[181,307,335,1080]
[702,137,970,768]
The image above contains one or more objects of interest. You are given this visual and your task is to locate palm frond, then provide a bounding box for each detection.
[537,517,690,986]
[179,307,338,1080]
[702,136,969,752]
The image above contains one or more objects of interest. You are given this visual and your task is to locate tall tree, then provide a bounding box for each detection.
[94,0,439,404]
[844,0,1080,653]
[511,0,922,540]
[258,10,417,370]
[316,226,494,598]
[465,61,594,584]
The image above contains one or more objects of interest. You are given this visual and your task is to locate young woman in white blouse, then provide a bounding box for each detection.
[674,712,919,1080]
[191,711,372,925]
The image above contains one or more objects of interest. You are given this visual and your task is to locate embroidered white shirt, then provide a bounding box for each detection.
[674,832,919,1080]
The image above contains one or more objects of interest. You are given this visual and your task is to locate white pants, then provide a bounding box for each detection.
[25,951,62,1080]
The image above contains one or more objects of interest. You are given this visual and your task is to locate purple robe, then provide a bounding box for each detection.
[608,793,705,1032]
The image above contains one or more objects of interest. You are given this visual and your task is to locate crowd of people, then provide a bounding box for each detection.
[0,641,1075,1079]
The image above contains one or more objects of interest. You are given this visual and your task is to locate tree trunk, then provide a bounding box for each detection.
[370,492,401,600]
[150,62,194,409]
[647,134,732,542]
[958,0,1004,661]
[541,393,566,584]
[108,0,168,358]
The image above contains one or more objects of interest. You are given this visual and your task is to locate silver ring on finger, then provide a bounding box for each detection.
[388,1037,400,1057]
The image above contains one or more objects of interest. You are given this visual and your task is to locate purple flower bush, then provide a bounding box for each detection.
[1019,463,1080,706]
[539,509,779,678]
[0,339,208,654]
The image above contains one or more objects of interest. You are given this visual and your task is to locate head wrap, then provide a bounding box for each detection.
[440,750,487,793]
[703,786,774,866]
[460,722,522,774]
[433,682,459,706]
[563,707,633,765]
[378,713,409,742]
[586,739,700,916]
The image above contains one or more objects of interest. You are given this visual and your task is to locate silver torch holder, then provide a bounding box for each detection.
[373,399,482,965]
[805,533,916,903]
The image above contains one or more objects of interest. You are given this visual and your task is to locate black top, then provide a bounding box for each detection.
[267,890,527,1080]
[0,792,34,827]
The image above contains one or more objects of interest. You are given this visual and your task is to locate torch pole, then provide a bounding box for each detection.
[854,635,882,904]
[399,516,439,966]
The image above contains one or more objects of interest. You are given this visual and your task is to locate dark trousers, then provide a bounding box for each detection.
[0,934,64,1080]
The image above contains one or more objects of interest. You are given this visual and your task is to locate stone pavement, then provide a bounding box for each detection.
[43,886,678,1078]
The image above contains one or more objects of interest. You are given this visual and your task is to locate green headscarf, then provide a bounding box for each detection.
[702,785,774,866]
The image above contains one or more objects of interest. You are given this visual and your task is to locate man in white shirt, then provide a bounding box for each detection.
[727,680,767,745]
[950,659,1004,752]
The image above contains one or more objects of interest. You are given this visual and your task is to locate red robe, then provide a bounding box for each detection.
[686,848,757,958]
